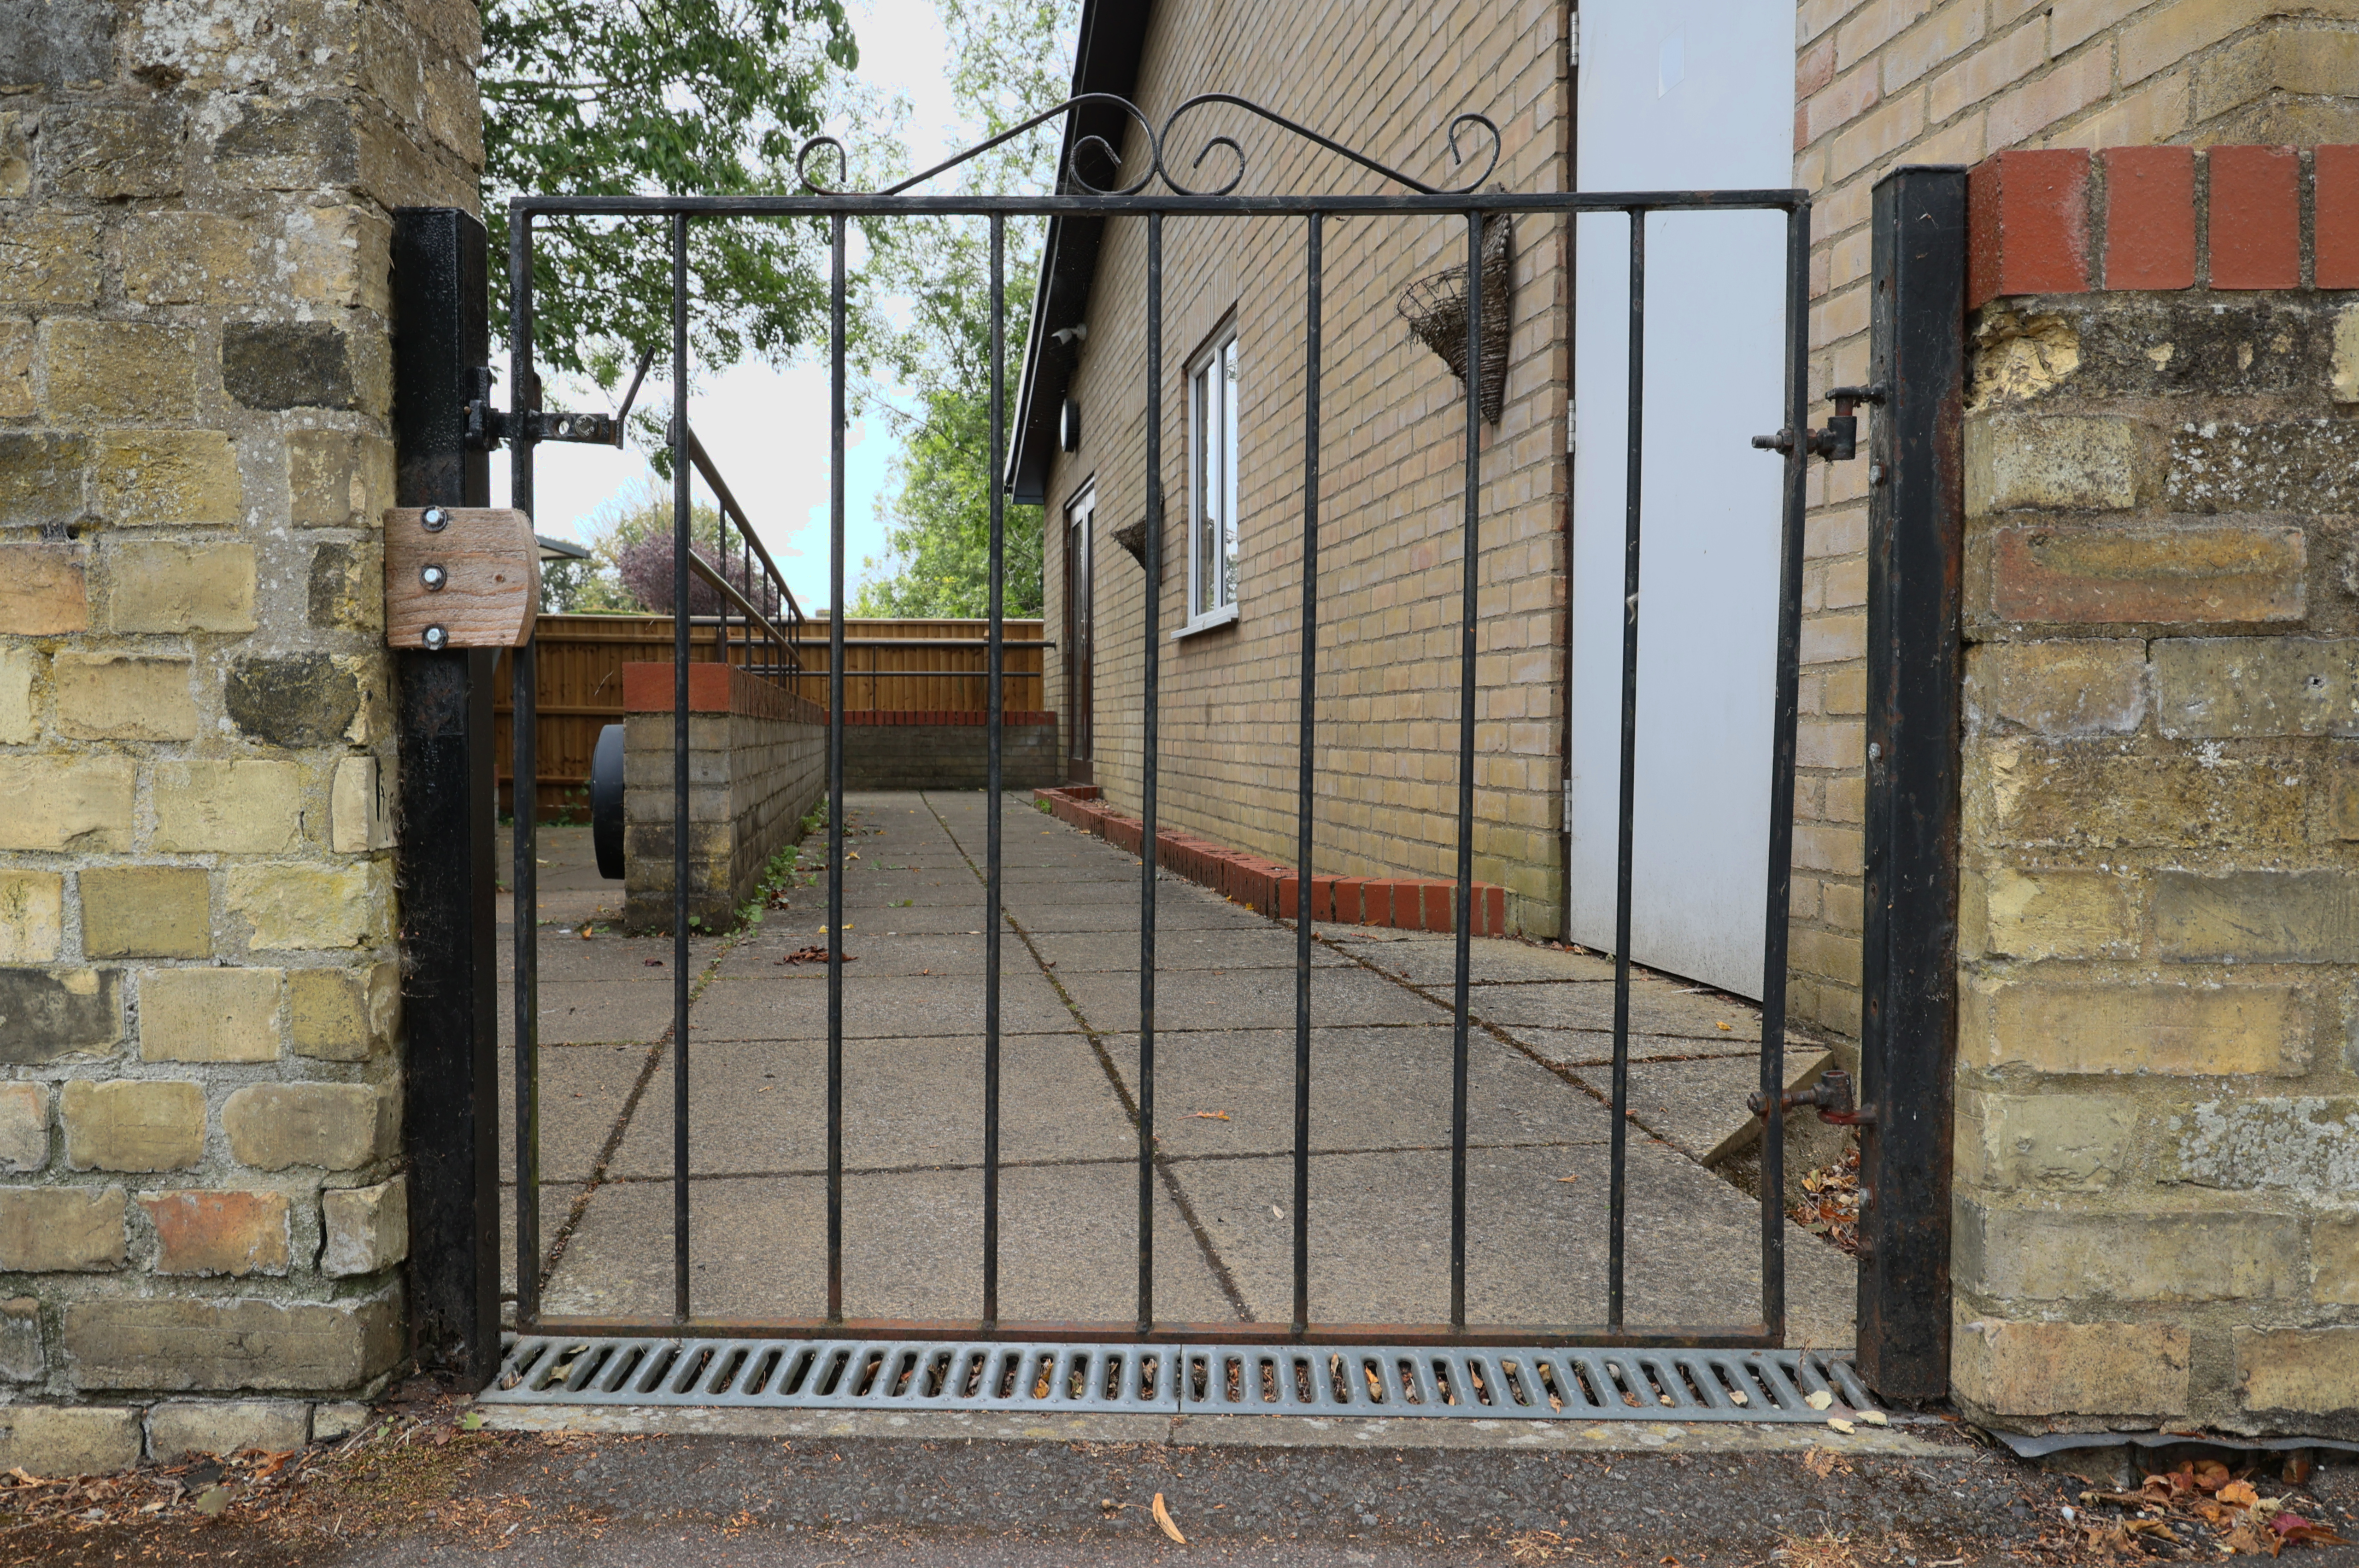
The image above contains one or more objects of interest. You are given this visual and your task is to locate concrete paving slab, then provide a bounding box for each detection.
[1159,1141,1854,1348]
[1055,966,1446,1032]
[499,1180,585,1297]
[508,930,723,985]
[605,1032,1136,1177]
[1091,1027,1614,1157]
[712,930,1000,981]
[499,979,681,1046]
[1504,1028,1772,1066]
[542,1164,1237,1324]
[499,1041,658,1181]
[1029,929,1353,972]
[687,970,1075,1041]
[1327,933,1621,985]
[1006,890,1277,933]
[1459,980,1797,1043]
[1568,1047,1837,1167]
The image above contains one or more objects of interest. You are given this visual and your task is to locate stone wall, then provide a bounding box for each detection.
[1953,144,2359,1435]
[622,662,825,933]
[1793,0,2359,1038]
[0,0,476,1466]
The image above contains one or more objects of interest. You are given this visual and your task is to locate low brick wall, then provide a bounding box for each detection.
[1036,786,1511,935]
[841,711,1061,791]
[621,664,824,933]
[1954,145,2359,1437]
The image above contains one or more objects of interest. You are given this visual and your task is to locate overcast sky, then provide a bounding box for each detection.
[493,0,971,614]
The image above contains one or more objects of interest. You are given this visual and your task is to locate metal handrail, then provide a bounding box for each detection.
[676,417,804,679]
[681,549,795,652]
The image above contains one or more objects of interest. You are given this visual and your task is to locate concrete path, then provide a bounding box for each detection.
[498,791,1854,1345]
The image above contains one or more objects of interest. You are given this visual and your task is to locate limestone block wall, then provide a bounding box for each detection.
[622,662,825,933]
[1953,144,2359,1435]
[0,0,476,1467]
[1794,0,2359,1038]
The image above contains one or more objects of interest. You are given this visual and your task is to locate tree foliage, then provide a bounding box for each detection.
[852,0,1076,620]
[481,0,862,392]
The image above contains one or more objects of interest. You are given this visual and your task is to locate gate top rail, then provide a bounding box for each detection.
[514,189,1807,219]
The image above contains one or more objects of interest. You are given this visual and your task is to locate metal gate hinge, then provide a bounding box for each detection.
[463,360,638,452]
[1749,1066,1874,1126]
[1751,383,1887,462]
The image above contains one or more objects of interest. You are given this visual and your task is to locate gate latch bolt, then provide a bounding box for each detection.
[1749,1066,1872,1126]
[1750,383,1887,462]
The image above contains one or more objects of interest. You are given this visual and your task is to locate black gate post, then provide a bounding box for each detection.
[390,207,501,1385]
[1856,164,1967,1401]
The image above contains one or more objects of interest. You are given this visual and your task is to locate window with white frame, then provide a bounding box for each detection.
[1187,327,1239,626]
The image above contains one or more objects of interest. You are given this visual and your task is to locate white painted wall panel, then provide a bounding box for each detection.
[1567,0,1793,996]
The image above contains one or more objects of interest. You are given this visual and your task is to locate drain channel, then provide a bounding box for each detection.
[481,1336,1873,1421]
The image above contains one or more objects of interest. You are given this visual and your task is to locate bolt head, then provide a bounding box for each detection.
[421,564,448,591]
[423,507,449,532]
[423,625,449,650]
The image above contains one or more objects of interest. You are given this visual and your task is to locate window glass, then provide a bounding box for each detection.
[1188,325,1240,621]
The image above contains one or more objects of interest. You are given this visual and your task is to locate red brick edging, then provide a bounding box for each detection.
[1033,786,1509,935]
[1970,143,2359,306]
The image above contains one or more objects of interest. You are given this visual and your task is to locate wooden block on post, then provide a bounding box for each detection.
[383,507,539,649]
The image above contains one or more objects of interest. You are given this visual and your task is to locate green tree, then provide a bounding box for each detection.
[539,479,729,614]
[481,0,865,394]
[852,0,1076,620]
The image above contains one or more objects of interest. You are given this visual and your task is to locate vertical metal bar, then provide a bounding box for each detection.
[1450,210,1483,1333]
[827,213,848,1324]
[1291,212,1322,1337]
[1607,211,1646,1333]
[669,212,692,1322]
[1759,199,1819,1350]
[983,213,1006,1329]
[507,209,542,1333]
[1136,211,1163,1334]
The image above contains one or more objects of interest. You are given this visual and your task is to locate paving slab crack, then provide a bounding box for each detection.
[922,789,1256,1327]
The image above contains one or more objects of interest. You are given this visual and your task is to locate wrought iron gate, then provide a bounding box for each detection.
[486,93,1829,1397]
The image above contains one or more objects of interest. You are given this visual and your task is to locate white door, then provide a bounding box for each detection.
[1566,0,1794,997]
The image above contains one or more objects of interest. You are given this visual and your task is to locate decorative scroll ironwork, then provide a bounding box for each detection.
[796,92,1502,200]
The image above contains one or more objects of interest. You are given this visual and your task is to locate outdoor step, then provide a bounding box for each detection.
[1567,1045,1837,1167]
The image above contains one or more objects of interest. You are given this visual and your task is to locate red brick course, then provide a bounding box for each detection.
[1972,144,2356,302]
[2100,147,2195,290]
[1969,149,2091,309]
[1033,788,1509,936]
[2208,145,2301,289]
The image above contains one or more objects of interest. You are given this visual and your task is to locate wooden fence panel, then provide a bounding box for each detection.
[495,615,1048,817]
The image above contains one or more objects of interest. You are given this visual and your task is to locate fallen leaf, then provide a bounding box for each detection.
[1152,1492,1186,1544]
[1715,1022,1732,1030]
[192,1486,230,1516]
[1190,1111,1231,1121]
[2221,1482,2262,1508]
[2196,1460,2233,1492]
[1856,1410,1889,1426]
[2273,1514,2348,1547]
[1802,1447,1837,1478]
[1804,1389,1835,1411]
[1556,1175,1579,1183]
[459,1412,484,1432]
[1826,1417,1855,1435]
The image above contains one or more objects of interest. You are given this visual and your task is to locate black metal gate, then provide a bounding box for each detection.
[485,95,1832,1385]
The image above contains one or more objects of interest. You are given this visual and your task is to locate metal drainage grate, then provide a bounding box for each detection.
[481,1337,1874,1422]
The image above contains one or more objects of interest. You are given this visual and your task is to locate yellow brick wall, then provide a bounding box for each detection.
[1951,276,2359,1436]
[1039,0,1573,935]
[0,0,475,1454]
[1791,0,2359,1035]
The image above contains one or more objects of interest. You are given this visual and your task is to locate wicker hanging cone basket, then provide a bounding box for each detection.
[1396,211,1513,425]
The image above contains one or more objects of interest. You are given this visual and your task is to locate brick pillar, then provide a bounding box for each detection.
[1955,145,2359,1435]
[0,1,478,1468]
